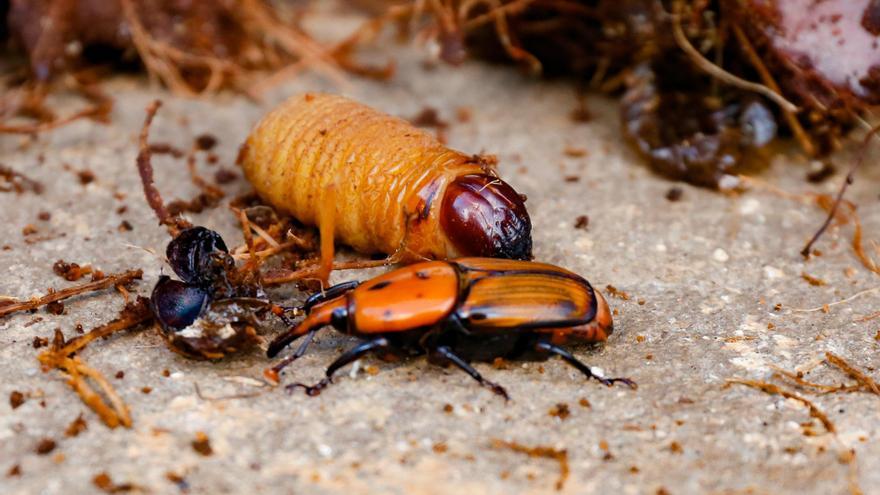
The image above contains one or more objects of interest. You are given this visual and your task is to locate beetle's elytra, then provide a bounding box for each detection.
[239,93,533,261]
[266,258,634,399]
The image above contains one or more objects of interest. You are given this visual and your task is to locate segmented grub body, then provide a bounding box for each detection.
[240,93,532,261]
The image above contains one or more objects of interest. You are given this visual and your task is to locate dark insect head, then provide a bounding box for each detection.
[166,226,230,286]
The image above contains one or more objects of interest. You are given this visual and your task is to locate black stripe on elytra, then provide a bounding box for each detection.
[367,281,392,291]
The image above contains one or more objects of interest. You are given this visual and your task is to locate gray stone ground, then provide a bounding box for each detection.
[2,8,880,495]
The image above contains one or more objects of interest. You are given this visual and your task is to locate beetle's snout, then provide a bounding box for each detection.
[440,174,533,260]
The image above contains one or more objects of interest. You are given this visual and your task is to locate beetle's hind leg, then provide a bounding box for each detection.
[287,337,391,396]
[534,341,637,389]
[430,345,510,401]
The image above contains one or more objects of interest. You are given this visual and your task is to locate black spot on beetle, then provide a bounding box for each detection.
[383,310,393,319]
[368,281,392,291]
[415,271,430,280]
[470,313,487,320]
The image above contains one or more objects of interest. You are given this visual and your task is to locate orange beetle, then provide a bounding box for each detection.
[266,258,634,399]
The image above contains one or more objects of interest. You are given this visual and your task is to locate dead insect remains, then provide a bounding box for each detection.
[136,101,282,359]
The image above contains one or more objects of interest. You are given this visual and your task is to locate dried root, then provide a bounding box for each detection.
[1,0,346,133]
[135,100,192,236]
[0,76,113,135]
[0,270,143,319]
[725,378,836,433]
[37,298,153,428]
[727,353,880,493]
[824,353,880,396]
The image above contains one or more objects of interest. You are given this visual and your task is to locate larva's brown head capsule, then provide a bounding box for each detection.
[440,174,532,260]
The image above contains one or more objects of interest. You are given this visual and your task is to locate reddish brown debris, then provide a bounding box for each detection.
[195,134,218,151]
[801,272,827,287]
[92,472,136,493]
[214,168,238,184]
[35,438,57,455]
[548,403,571,420]
[65,415,88,437]
[665,187,683,202]
[0,165,45,194]
[46,301,65,315]
[77,169,96,185]
[53,260,93,281]
[605,285,631,301]
[9,391,25,409]
[191,432,214,456]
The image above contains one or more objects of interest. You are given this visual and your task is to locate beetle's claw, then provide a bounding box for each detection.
[286,377,332,397]
[484,381,510,401]
[599,377,638,390]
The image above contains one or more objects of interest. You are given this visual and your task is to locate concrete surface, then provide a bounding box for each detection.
[2,8,880,495]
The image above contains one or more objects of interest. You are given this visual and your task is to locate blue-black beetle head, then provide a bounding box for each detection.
[166,226,230,286]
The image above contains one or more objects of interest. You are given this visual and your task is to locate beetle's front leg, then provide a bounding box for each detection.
[302,280,360,312]
[264,329,318,382]
[287,337,391,396]
[534,341,637,389]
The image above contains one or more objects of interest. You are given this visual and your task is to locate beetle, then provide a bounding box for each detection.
[266,258,635,399]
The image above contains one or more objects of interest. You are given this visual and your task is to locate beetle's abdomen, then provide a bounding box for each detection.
[351,261,458,334]
[457,272,596,328]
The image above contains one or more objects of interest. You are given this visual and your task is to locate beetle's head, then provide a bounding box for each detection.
[440,174,533,260]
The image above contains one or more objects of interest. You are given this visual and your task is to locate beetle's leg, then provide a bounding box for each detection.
[266,297,346,358]
[534,341,637,389]
[443,314,475,336]
[264,329,318,381]
[303,280,360,312]
[287,337,391,396]
[273,309,298,327]
[431,345,510,401]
